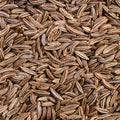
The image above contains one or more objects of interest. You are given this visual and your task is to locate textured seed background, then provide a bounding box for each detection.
[0,0,120,120]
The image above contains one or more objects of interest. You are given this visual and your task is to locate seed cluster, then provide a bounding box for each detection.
[0,0,120,120]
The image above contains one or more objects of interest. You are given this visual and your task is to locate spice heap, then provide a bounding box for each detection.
[0,0,120,120]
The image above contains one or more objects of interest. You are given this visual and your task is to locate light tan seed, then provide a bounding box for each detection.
[95,45,108,56]
[75,50,89,60]
[0,87,8,96]
[91,17,108,32]
[61,67,69,84]
[47,107,52,120]
[42,102,54,107]
[76,81,84,93]
[12,112,30,120]
[37,102,42,119]
[103,5,119,19]
[46,69,55,79]
[48,26,59,41]
[0,68,14,74]
[102,79,115,90]
[8,98,18,110]
[82,26,91,33]
[66,115,82,119]
[31,28,47,39]
[0,72,16,82]
[62,110,75,115]
[44,42,61,51]
[19,82,29,96]
[51,107,56,120]
[95,106,108,113]
[5,33,18,45]
[40,106,47,120]
[28,16,43,28]
[0,48,4,60]
[103,44,118,54]
[114,69,120,74]
[77,4,87,18]
[66,24,85,36]
[94,72,109,80]
[61,104,79,111]
[0,1,7,8]
[48,0,65,7]
[23,18,36,30]
[19,12,30,18]
[59,8,74,19]
[41,3,58,11]
[20,66,36,75]
[105,62,118,68]
[0,105,8,114]
[0,25,10,37]
[46,52,61,63]
[0,11,9,17]
[50,87,63,101]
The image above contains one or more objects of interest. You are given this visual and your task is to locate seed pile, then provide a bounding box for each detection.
[0,0,120,120]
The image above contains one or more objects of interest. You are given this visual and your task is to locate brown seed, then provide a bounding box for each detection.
[0,25,10,37]
[102,79,115,90]
[48,26,60,41]
[0,55,20,67]
[66,24,85,36]
[12,112,30,120]
[0,68,14,74]
[28,16,43,29]
[37,102,42,119]
[48,0,65,7]
[91,17,108,32]
[114,69,120,74]
[40,106,47,120]
[59,8,74,20]
[0,105,8,114]
[41,3,58,11]
[95,45,108,56]
[75,50,89,60]
[31,28,47,39]
[77,4,87,18]
[76,81,84,94]
[42,102,54,107]
[0,11,9,17]
[61,104,79,111]
[103,44,118,54]
[0,87,9,96]
[20,66,36,75]
[95,106,108,114]
[50,87,63,101]
[94,72,109,80]
[61,67,69,84]
[46,107,52,120]
[51,107,56,120]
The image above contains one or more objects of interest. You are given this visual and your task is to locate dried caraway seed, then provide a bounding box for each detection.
[101,79,115,90]
[66,24,86,36]
[50,87,63,101]
[48,0,65,7]
[91,17,108,32]
[20,66,37,75]
[59,8,74,20]
[75,50,89,60]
